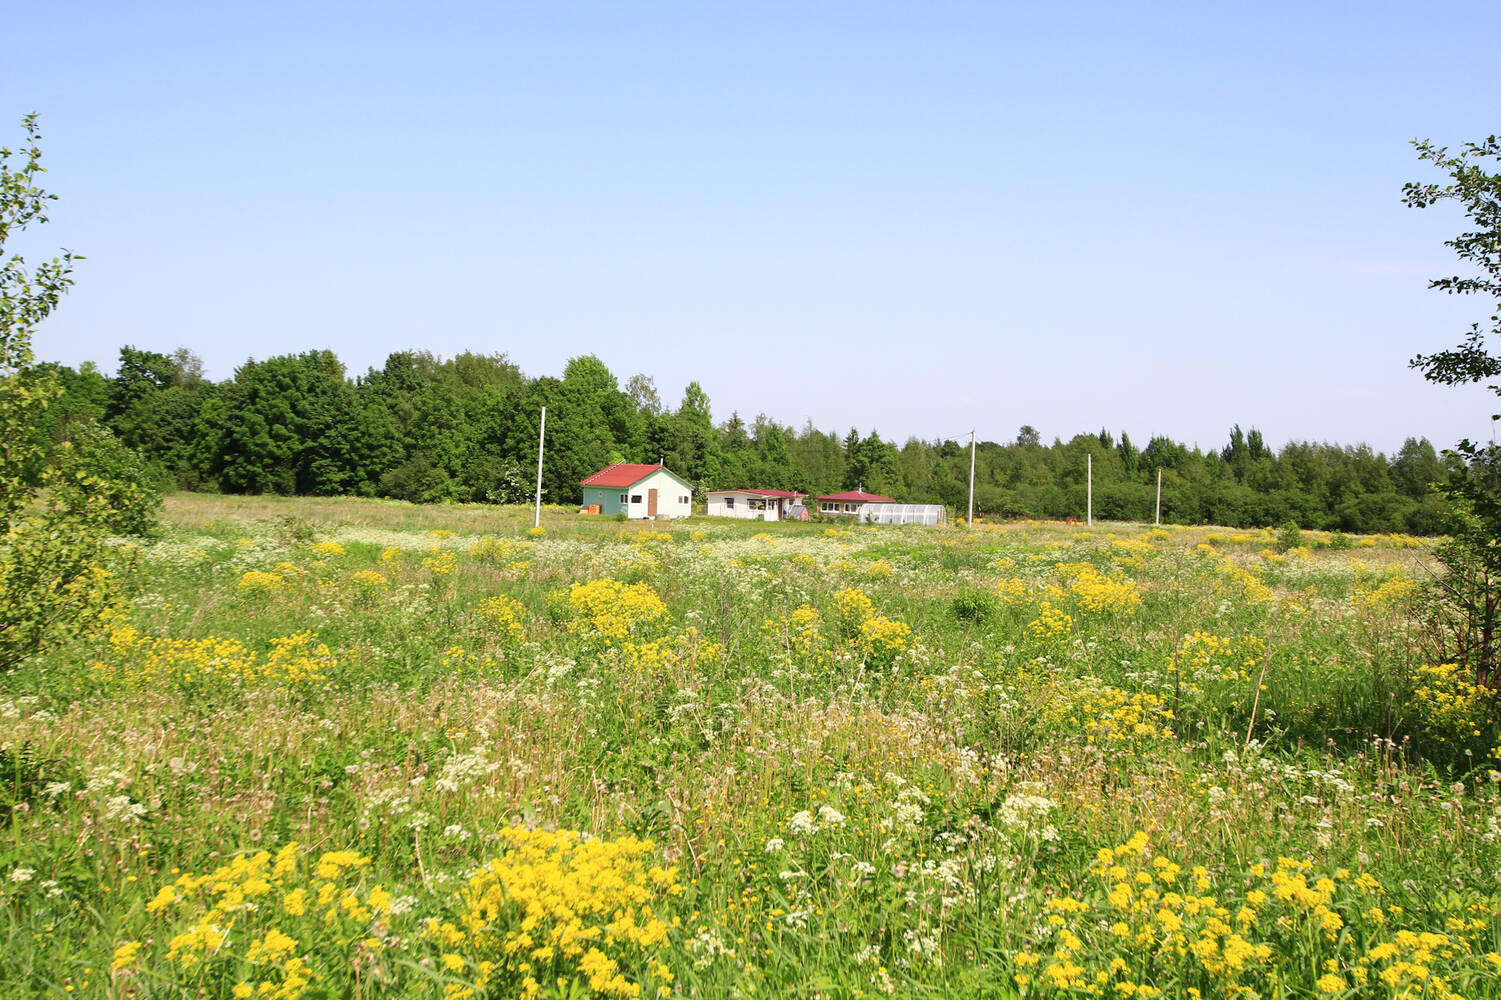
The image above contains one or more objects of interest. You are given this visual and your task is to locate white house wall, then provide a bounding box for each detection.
[707,493,780,521]
[620,469,693,520]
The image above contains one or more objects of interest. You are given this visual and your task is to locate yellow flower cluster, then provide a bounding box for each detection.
[427,529,457,540]
[548,578,668,645]
[475,595,526,645]
[994,576,1032,606]
[857,615,912,668]
[1410,663,1501,759]
[237,570,286,594]
[1026,602,1075,644]
[865,559,895,580]
[1214,559,1274,605]
[1059,563,1141,615]
[1175,632,1266,685]
[831,588,875,637]
[430,826,681,999]
[1039,680,1175,746]
[611,625,723,675]
[422,546,457,577]
[92,627,333,691]
[1355,576,1418,610]
[1110,537,1157,570]
[1012,833,1499,999]
[120,843,392,999]
[312,541,345,557]
[762,605,832,674]
[349,569,388,589]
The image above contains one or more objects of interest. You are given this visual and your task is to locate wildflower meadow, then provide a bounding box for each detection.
[2,494,1500,998]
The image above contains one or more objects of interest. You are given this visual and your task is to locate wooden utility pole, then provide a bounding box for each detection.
[1155,468,1162,526]
[533,406,546,528]
[967,429,976,526]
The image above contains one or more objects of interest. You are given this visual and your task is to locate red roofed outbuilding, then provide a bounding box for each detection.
[579,463,694,519]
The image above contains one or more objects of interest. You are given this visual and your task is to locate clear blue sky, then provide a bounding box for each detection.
[8,0,1498,453]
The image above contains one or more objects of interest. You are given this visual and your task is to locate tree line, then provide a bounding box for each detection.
[31,345,1453,534]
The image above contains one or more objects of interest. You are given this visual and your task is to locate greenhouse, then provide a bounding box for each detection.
[857,503,947,526]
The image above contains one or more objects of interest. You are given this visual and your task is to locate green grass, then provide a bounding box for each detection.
[0,496,1498,999]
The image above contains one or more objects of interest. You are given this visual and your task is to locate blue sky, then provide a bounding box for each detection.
[8,0,1498,453]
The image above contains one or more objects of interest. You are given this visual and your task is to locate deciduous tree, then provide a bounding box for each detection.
[1405,134,1501,685]
[0,115,154,669]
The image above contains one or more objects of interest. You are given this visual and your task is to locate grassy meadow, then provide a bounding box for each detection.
[2,494,1500,999]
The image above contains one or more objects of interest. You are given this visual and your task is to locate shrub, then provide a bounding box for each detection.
[949,587,999,626]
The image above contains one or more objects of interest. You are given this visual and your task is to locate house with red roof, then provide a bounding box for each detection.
[705,488,808,522]
[580,463,694,519]
[815,490,897,516]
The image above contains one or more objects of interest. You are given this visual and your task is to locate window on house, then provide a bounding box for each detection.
[845,504,857,513]
[749,499,765,510]
[820,502,835,512]
[619,494,628,503]
[679,496,688,504]
[631,495,642,503]
[724,497,735,508]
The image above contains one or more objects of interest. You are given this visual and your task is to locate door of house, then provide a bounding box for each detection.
[647,489,658,518]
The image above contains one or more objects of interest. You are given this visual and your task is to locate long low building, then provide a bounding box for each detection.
[705,489,807,521]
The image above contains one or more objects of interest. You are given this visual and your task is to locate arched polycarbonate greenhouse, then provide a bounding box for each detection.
[857,503,948,526]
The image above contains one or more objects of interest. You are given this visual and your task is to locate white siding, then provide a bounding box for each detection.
[627,469,693,519]
[707,492,780,520]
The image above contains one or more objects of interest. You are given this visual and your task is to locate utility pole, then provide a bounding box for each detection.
[967,429,976,526]
[533,406,546,528]
[1155,468,1162,527]
[1086,452,1093,526]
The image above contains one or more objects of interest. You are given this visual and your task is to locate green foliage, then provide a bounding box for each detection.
[0,742,73,828]
[33,352,1458,532]
[1422,460,1501,687]
[57,421,162,536]
[948,586,998,626]
[1404,135,1501,409]
[4,498,1499,996]
[0,115,153,671]
[1274,520,1303,553]
[24,337,1470,533]
[1405,134,1501,688]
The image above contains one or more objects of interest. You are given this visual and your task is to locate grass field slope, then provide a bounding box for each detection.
[2,495,1499,998]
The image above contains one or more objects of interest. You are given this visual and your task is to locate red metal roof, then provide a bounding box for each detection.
[579,463,669,488]
[816,490,897,503]
[706,488,807,498]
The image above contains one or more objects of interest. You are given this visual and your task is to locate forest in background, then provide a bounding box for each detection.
[30,345,1453,534]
